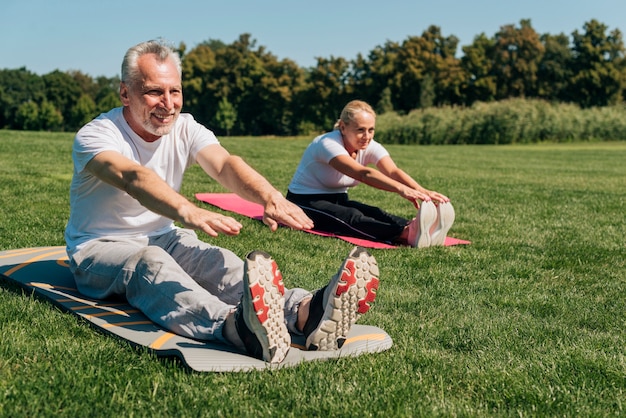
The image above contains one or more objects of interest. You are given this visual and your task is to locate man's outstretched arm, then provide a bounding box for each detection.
[196,144,313,231]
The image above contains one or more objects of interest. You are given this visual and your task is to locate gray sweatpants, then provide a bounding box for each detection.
[67,228,310,343]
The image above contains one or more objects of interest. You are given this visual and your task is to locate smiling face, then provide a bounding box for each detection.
[339,109,376,155]
[120,53,183,142]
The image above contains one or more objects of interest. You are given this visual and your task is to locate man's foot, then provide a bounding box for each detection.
[233,250,290,363]
[408,201,437,248]
[430,202,455,246]
[302,246,380,351]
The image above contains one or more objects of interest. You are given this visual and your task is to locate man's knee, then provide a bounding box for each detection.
[136,245,169,262]
[129,246,174,275]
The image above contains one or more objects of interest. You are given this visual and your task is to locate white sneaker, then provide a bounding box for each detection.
[303,246,379,351]
[235,250,290,363]
[430,202,455,246]
[407,201,437,248]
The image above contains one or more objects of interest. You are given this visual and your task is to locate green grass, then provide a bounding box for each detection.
[1,130,625,417]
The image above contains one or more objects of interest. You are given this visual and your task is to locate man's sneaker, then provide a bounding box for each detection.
[234,250,290,363]
[302,246,380,351]
[430,202,456,246]
[408,201,437,248]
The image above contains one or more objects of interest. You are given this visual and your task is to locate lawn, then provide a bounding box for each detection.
[0,130,624,417]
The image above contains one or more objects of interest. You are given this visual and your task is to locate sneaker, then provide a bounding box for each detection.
[234,250,290,363]
[302,246,380,351]
[430,202,455,246]
[407,201,437,248]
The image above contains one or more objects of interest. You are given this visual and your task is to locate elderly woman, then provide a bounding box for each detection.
[287,100,455,248]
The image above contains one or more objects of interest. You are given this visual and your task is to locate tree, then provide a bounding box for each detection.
[348,44,400,111]
[15,101,40,130]
[492,19,545,99]
[0,68,45,129]
[262,57,307,135]
[213,96,236,136]
[461,33,497,104]
[95,91,121,114]
[70,70,99,99]
[38,99,63,131]
[220,34,290,135]
[70,94,97,128]
[537,33,573,101]
[3,23,624,134]
[419,74,436,108]
[421,26,465,107]
[376,86,394,114]
[391,26,464,112]
[42,70,82,130]
[182,41,218,128]
[93,75,120,104]
[569,19,625,107]
[393,34,430,111]
[295,56,352,131]
[182,34,302,135]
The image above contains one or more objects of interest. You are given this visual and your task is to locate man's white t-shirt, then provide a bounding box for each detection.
[288,130,389,194]
[65,107,219,256]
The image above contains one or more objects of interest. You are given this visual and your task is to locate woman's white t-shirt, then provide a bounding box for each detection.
[65,107,219,256]
[288,130,389,194]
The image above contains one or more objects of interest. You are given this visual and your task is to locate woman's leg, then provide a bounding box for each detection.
[288,192,407,242]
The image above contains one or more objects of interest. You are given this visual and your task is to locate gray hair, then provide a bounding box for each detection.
[333,100,376,130]
[121,39,182,87]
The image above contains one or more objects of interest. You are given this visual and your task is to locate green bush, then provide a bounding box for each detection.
[376,99,626,144]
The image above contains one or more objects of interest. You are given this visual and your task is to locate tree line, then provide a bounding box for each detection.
[1,19,624,136]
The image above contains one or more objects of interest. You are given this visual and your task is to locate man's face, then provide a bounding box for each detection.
[120,53,183,142]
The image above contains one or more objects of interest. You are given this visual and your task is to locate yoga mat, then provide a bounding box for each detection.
[195,193,471,248]
[0,246,392,372]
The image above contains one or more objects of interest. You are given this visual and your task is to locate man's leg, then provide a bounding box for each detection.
[301,246,380,351]
[228,250,291,363]
[69,238,234,343]
[153,229,297,362]
[152,228,245,306]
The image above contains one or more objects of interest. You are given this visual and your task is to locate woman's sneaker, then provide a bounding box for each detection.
[234,250,290,363]
[408,201,437,248]
[302,246,380,351]
[430,202,456,246]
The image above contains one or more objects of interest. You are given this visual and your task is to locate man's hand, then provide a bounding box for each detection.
[196,145,313,232]
[178,204,243,237]
[262,192,314,232]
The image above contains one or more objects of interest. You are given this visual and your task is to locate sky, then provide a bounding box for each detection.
[3,0,625,78]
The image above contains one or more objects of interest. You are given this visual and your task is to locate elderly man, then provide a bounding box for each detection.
[64,40,379,363]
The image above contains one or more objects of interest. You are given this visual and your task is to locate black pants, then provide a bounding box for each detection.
[286,191,408,243]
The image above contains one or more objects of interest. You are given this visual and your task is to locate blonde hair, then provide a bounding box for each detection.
[333,100,376,130]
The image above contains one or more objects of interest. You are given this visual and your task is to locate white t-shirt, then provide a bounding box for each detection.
[65,107,219,255]
[288,130,389,194]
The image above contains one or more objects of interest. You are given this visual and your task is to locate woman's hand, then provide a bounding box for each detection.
[400,187,450,208]
[425,190,450,204]
[400,187,432,208]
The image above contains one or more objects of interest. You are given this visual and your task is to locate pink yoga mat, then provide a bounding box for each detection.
[195,193,470,249]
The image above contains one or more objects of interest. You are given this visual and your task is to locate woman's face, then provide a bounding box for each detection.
[340,110,375,154]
